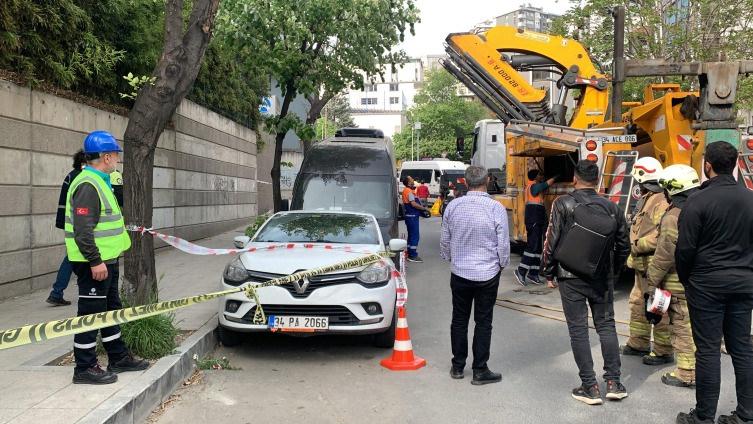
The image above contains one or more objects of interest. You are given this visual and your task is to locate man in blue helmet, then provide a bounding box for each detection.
[66,130,148,384]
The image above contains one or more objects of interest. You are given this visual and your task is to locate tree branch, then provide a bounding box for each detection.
[164,0,184,54]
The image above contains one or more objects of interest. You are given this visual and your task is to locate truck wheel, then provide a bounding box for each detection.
[373,310,397,348]
[217,325,243,347]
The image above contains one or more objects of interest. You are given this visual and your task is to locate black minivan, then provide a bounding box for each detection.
[290,128,399,243]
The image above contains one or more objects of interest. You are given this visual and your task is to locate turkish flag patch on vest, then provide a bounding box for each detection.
[75,207,90,216]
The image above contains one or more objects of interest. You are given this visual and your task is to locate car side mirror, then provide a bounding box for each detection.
[388,239,407,252]
[279,199,289,212]
[233,236,250,249]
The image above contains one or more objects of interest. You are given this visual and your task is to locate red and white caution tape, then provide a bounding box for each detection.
[395,251,408,307]
[125,225,384,256]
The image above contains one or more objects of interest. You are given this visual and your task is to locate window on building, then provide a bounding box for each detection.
[360,98,378,105]
[364,84,377,92]
[389,83,399,91]
[389,97,399,105]
[368,98,377,105]
[361,98,368,105]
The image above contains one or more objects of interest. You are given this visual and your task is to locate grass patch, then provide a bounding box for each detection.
[245,213,270,238]
[193,354,239,370]
[121,313,179,359]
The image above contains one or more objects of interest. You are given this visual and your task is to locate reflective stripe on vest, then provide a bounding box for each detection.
[525,181,544,205]
[64,170,131,262]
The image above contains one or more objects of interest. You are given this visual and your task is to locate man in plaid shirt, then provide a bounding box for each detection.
[440,165,510,385]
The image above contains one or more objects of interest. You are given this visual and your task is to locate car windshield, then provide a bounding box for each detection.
[253,213,380,245]
[297,174,393,219]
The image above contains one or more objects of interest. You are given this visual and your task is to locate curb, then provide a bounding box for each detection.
[76,315,219,424]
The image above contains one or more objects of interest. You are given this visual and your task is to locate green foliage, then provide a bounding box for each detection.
[193,354,239,370]
[0,0,124,88]
[120,313,178,360]
[246,213,271,238]
[315,94,355,140]
[393,69,488,161]
[552,0,753,105]
[119,73,156,100]
[315,117,339,140]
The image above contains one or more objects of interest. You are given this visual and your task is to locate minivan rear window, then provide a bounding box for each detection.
[297,174,393,219]
[400,169,433,183]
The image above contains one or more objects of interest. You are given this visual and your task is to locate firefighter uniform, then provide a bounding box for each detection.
[647,205,695,385]
[625,190,672,355]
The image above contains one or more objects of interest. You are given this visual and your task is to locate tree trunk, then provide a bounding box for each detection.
[272,86,296,212]
[123,0,220,305]
[303,91,334,155]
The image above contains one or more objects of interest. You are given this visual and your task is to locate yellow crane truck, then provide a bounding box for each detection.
[442,8,753,243]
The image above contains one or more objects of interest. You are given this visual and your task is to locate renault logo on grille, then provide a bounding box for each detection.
[291,277,310,295]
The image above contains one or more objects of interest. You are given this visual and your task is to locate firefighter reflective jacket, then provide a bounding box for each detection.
[627,191,669,273]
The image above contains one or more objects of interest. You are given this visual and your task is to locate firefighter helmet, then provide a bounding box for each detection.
[659,164,700,196]
[631,157,663,183]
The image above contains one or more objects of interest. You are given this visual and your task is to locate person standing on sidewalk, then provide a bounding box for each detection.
[646,164,700,388]
[440,165,509,385]
[621,157,673,365]
[540,160,630,405]
[46,149,87,306]
[416,180,430,205]
[515,170,555,286]
[675,141,753,424]
[401,176,428,263]
[66,130,148,385]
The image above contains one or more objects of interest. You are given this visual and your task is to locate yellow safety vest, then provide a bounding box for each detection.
[64,169,131,262]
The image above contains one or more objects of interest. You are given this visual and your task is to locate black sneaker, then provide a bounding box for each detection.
[450,366,464,379]
[643,352,674,365]
[605,380,628,401]
[46,296,71,306]
[471,368,502,385]
[107,353,150,373]
[73,364,118,385]
[662,372,695,388]
[676,409,715,423]
[572,384,603,405]
[620,344,650,356]
[514,269,529,286]
[718,411,753,423]
[406,256,424,263]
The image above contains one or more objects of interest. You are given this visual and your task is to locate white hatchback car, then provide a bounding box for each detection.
[218,211,406,347]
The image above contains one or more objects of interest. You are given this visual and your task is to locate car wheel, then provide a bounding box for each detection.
[373,309,397,348]
[217,325,243,347]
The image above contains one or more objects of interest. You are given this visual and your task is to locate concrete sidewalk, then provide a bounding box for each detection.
[0,227,246,424]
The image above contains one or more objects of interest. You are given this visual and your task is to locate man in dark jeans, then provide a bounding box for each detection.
[541,160,630,405]
[675,141,753,424]
[440,165,510,385]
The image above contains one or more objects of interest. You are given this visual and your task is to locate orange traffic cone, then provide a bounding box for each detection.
[380,306,426,371]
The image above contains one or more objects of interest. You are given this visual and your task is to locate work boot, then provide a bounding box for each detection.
[676,409,715,423]
[450,366,464,380]
[662,372,695,388]
[572,384,603,405]
[525,275,544,285]
[73,364,118,385]
[46,296,71,306]
[620,344,650,356]
[514,269,529,286]
[406,256,423,263]
[107,353,150,373]
[643,352,674,365]
[605,380,628,401]
[471,368,502,385]
[718,411,753,423]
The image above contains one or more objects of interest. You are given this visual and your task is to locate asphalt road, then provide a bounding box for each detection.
[156,217,741,424]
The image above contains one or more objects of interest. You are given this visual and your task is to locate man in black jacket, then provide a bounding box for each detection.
[675,141,753,424]
[541,160,630,405]
[46,149,86,306]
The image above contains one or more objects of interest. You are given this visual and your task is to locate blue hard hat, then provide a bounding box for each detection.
[83,130,123,154]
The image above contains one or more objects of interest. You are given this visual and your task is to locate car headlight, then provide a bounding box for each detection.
[223,257,249,286]
[356,260,391,284]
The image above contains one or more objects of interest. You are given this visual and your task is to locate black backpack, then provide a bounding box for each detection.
[554,192,618,280]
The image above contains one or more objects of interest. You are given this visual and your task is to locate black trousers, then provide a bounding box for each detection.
[519,205,546,279]
[72,261,128,371]
[559,278,621,386]
[450,272,500,371]
[686,286,753,420]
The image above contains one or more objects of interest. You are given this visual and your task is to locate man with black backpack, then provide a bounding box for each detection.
[541,160,630,405]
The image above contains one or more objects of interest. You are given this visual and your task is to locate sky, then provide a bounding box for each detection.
[398,0,571,58]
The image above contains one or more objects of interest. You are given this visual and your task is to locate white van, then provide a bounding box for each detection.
[399,160,468,202]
